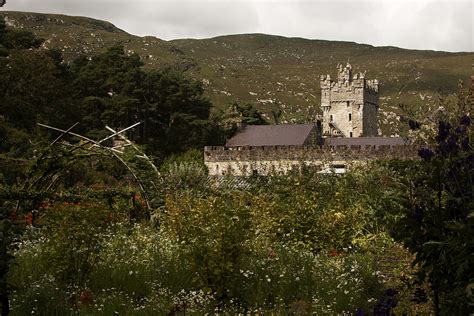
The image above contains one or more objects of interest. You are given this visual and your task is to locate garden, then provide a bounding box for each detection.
[0,19,472,314]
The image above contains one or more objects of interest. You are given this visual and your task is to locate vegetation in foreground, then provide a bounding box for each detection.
[5,164,432,315]
[3,118,473,314]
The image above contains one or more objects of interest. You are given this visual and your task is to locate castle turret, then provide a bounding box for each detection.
[320,63,379,137]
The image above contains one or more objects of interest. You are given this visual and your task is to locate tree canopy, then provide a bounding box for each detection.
[0,19,222,160]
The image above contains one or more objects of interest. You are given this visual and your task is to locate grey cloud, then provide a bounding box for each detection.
[127,2,260,39]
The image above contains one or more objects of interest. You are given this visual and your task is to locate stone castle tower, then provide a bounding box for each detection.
[320,63,379,137]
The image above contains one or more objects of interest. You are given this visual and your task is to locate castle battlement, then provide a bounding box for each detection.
[204,143,422,176]
[204,143,420,162]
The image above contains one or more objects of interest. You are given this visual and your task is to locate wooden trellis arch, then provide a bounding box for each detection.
[23,121,163,211]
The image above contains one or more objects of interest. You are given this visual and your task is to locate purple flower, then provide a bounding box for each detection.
[418,148,434,161]
[385,288,398,297]
[355,308,368,316]
[408,119,421,130]
[446,135,459,152]
[413,206,424,224]
[461,137,471,151]
[436,121,451,142]
[460,115,471,126]
[455,127,465,135]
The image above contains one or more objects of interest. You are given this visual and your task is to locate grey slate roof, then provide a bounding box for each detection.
[226,124,316,147]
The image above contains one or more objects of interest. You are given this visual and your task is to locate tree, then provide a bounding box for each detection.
[73,47,214,157]
[0,19,76,155]
[215,101,267,140]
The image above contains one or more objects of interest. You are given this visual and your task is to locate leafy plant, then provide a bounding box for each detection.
[391,107,472,313]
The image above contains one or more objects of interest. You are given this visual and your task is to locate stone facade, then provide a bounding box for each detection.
[204,144,420,176]
[321,63,379,137]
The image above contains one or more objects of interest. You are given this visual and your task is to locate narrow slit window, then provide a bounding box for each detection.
[348,113,352,121]
[350,132,353,137]
[330,115,333,122]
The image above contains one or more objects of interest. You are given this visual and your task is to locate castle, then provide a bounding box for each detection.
[321,63,379,137]
[204,64,417,176]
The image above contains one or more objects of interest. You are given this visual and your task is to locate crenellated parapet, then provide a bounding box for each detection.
[204,143,422,176]
[204,143,421,165]
[204,144,420,162]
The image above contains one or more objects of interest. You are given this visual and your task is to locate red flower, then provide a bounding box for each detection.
[78,289,94,306]
[329,249,340,257]
[9,210,17,221]
[267,247,278,258]
[25,213,33,225]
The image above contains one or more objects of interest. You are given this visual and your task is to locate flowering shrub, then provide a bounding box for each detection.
[10,222,390,314]
[5,160,439,314]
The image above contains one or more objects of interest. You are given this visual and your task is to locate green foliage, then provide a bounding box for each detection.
[389,91,473,313]
[231,101,267,125]
[35,201,116,285]
[214,101,267,139]
[4,158,439,314]
[164,190,254,302]
[0,23,222,160]
[9,219,387,314]
[2,29,43,49]
[160,148,205,170]
[0,49,75,130]
[248,164,400,253]
[70,46,217,156]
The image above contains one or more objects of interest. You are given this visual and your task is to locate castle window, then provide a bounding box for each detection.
[350,132,353,137]
[347,101,350,107]
[348,113,352,121]
[330,115,333,122]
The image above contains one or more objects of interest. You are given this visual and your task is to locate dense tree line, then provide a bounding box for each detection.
[0,18,262,161]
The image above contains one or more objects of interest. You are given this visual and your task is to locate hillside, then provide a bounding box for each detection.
[1,11,472,135]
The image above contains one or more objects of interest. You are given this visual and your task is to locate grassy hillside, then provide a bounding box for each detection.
[1,11,472,135]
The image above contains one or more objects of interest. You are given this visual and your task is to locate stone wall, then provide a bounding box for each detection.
[204,145,421,176]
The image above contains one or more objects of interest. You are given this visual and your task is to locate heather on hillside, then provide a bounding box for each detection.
[0,11,472,134]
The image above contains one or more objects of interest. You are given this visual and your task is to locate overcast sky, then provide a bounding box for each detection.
[1,0,472,52]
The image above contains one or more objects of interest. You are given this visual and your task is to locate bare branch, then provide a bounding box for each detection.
[105,125,161,178]
[94,122,141,147]
[50,122,79,146]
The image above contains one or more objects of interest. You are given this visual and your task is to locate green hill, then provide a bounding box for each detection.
[1,11,472,135]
